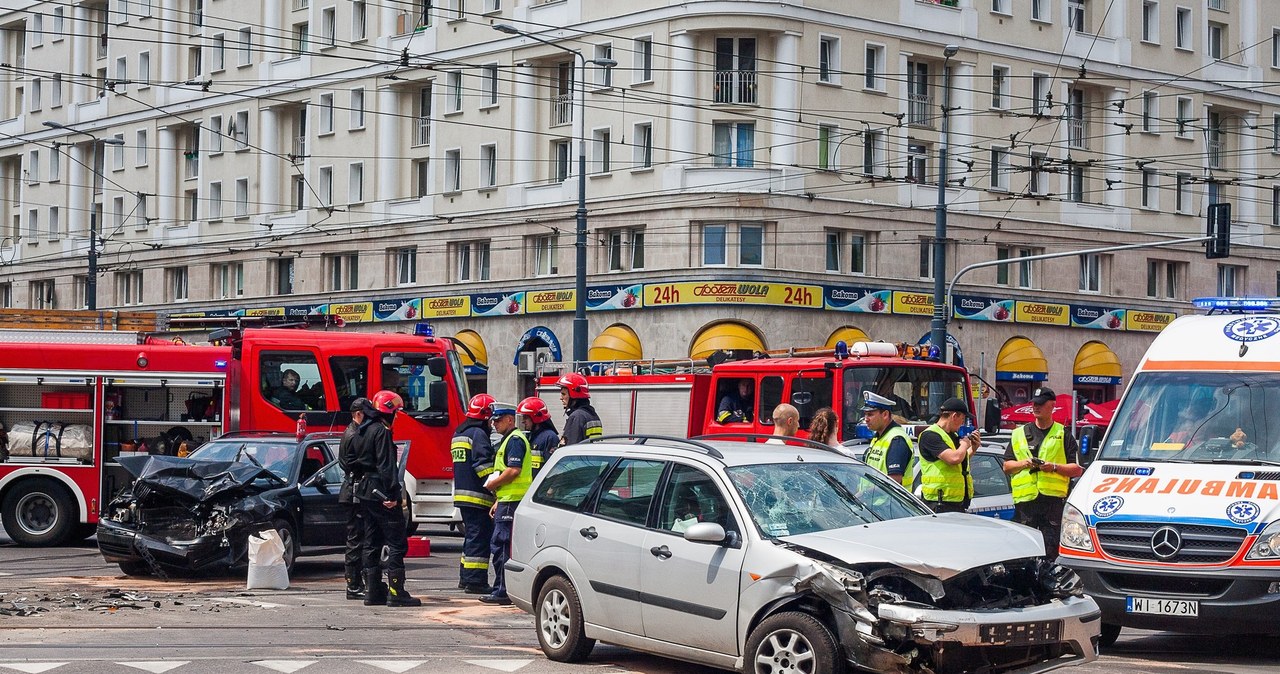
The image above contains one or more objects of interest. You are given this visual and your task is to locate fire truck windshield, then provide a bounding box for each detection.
[381,352,445,416]
[842,366,968,428]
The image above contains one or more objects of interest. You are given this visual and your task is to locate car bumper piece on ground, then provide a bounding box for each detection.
[97,520,232,571]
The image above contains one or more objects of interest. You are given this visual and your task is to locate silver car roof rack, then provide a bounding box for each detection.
[692,433,845,457]
[590,434,725,460]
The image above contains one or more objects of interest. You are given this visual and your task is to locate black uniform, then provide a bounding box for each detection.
[716,393,753,423]
[527,422,559,476]
[350,418,409,574]
[338,419,365,594]
[452,418,496,590]
[561,400,603,446]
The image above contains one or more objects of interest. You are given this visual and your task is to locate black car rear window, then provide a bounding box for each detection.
[532,455,614,511]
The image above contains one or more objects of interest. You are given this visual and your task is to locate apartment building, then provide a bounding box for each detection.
[1,0,1279,403]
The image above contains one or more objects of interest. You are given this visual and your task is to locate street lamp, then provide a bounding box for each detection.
[43,120,125,311]
[493,23,617,366]
[929,45,959,367]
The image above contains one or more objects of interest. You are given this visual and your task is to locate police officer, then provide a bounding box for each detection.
[338,396,368,600]
[1003,387,1084,555]
[480,406,532,606]
[517,397,558,472]
[557,373,603,446]
[452,393,497,594]
[860,391,915,489]
[352,390,421,607]
[916,397,980,513]
[716,379,754,424]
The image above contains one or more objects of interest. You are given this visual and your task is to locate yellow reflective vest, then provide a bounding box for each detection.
[1009,422,1071,503]
[918,424,972,504]
[494,429,536,503]
[864,424,916,489]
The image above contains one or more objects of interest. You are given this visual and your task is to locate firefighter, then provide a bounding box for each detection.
[338,396,369,600]
[352,390,421,607]
[481,405,532,606]
[716,379,755,423]
[452,393,497,594]
[517,396,558,473]
[557,373,603,446]
[916,397,979,513]
[861,391,916,489]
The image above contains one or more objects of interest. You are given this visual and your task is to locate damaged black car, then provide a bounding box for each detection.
[97,431,349,576]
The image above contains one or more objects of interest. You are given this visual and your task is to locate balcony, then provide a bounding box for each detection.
[1068,117,1089,149]
[1207,137,1224,169]
[551,92,572,126]
[713,69,757,105]
[908,92,932,127]
[415,116,431,146]
[292,135,306,162]
[183,151,199,179]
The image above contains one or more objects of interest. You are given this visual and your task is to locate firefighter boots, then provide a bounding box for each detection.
[362,569,388,606]
[345,572,366,600]
[386,570,422,607]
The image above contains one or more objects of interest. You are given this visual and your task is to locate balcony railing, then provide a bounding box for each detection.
[1208,137,1224,168]
[551,93,572,126]
[183,151,199,179]
[415,116,431,146]
[713,69,757,105]
[908,92,932,127]
[1068,117,1089,149]
[292,135,306,161]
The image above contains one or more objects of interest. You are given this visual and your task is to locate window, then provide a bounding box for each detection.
[187,46,202,79]
[824,231,842,272]
[864,44,884,90]
[633,122,653,169]
[992,0,1009,13]
[1274,185,1280,226]
[26,209,38,240]
[1274,29,1280,67]
[849,234,866,274]
[1068,163,1086,202]
[1208,0,1225,9]
[996,247,1035,288]
[1030,152,1048,195]
[455,242,472,281]
[113,196,126,230]
[0,283,8,308]
[208,181,222,220]
[414,87,431,146]
[1147,259,1182,299]
[185,188,199,221]
[453,241,493,282]
[484,0,499,12]
[318,93,334,133]
[1217,264,1242,295]
[210,33,225,70]
[818,36,840,84]
[1142,91,1158,132]
[634,36,653,83]
[1176,172,1192,213]
[1176,7,1191,49]
[906,143,929,184]
[238,27,252,66]
[235,177,249,217]
[478,145,496,188]
[215,262,243,298]
[606,227,645,271]
[477,241,491,280]
[1079,254,1102,292]
[1274,114,1280,152]
[232,110,249,149]
[394,247,417,285]
[713,122,754,167]
[31,280,55,310]
[1032,72,1050,115]
[415,159,431,197]
[862,130,884,175]
[349,162,364,203]
[51,73,62,107]
[592,128,612,173]
[134,193,147,229]
[261,351,323,412]
[1068,0,1087,33]
[531,455,614,512]
[1142,1,1160,42]
[446,71,462,113]
[167,267,189,302]
[1207,111,1224,169]
[991,65,1009,108]
[739,224,763,266]
[1032,0,1049,21]
[990,146,1010,190]
[318,166,333,207]
[594,44,613,88]
[293,22,310,56]
[714,37,757,104]
[26,151,39,184]
[818,125,838,170]
[703,224,727,266]
[594,458,665,525]
[274,258,295,296]
[919,239,934,279]
[321,7,336,47]
[1175,96,1193,137]
[444,149,461,192]
[552,62,574,125]
[1141,168,1157,208]
[1067,88,1087,148]
[30,78,42,111]
[48,206,59,239]
[117,271,144,305]
[481,64,498,106]
[48,150,59,182]
[352,1,367,40]
[656,464,738,535]
[53,7,65,33]
[206,115,223,154]
[534,234,558,276]
[137,50,151,87]
[1208,21,1226,59]
[907,61,931,126]
[327,253,359,291]
[348,88,365,129]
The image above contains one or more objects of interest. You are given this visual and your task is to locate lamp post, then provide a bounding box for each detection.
[930,45,959,364]
[494,24,617,366]
[43,121,125,311]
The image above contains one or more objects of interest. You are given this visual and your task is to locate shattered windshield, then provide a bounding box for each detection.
[1101,372,1280,465]
[725,462,930,537]
[843,366,968,429]
[188,440,299,482]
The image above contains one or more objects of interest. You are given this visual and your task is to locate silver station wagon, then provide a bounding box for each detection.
[504,436,1100,674]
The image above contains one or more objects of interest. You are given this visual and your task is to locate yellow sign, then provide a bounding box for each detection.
[1126,310,1176,332]
[1015,301,1070,326]
[891,291,933,316]
[526,289,576,314]
[420,295,471,318]
[327,302,373,323]
[644,282,822,308]
[246,307,285,316]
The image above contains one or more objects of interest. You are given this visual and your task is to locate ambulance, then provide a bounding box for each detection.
[1059,297,1280,646]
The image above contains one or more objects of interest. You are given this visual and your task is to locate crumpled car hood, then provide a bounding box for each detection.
[116,455,276,503]
[779,513,1045,580]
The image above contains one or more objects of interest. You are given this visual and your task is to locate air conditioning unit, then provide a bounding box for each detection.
[517,351,537,374]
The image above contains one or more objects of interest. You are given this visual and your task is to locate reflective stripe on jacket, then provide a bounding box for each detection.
[452,420,495,509]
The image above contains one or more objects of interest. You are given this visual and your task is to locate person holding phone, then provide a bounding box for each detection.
[1003,387,1084,557]
[916,397,980,513]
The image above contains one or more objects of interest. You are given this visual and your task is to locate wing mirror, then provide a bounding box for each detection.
[683,522,728,544]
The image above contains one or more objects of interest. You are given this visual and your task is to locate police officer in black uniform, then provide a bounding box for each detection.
[352,390,421,607]
[338,396,368,600]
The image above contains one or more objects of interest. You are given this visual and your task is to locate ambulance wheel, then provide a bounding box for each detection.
[1,478,76,547]
[1099,623,1121,648]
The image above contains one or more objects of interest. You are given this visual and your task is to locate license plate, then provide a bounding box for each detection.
[1126,597,1199,617]
[978,620,1062,645]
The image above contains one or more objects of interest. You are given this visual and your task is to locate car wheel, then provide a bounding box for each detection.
[745,611,842,674]
[1,478,76,546]
[535,575,595,663]
[1099,622,1121,648]
[118,561,153,577]
[271,519,299,573]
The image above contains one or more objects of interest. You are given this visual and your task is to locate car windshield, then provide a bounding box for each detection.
[725,462,930,537]
[843,366,969,429]
[188,440,298,481]
[1101,371,1280,465]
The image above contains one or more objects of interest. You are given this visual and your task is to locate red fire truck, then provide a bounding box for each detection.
[538,341,989,443]
[0,325,467,546]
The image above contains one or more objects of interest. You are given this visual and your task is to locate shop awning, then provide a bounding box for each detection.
[589,323,643,361]
[453,329,488,374]
[690,321,766,361]
[1073,341,1122,386]
[996,336,1048,382]
[826,326,871,348]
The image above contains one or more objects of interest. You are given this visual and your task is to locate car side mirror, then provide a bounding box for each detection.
[407,381,451,426]
[983,398,1002,434]
[427,356,447,378]
[302,470,328,487]
[683,522,727,544]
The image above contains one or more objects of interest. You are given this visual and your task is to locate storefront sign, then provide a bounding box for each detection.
[997,371,1048,382]
[1071,304,1125,330]
[245,307,285,316]
[1074,374,1122,385]
[419,295,471,319]
[327,302,373,323]
[1015,301,1070,326]
[892,291,934,316]
[824,286,891,313]
[372,298,421,321]
[514,326,562,364]
[526,289,576,314]
[953,295,1014,321]
[645,282,822,308]
[1126,310,1176,332]
[586,284,643,311]
[472,292,524,317]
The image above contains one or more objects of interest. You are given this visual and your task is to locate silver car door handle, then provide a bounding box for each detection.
[579,526,598,540]
[649,545,672,559]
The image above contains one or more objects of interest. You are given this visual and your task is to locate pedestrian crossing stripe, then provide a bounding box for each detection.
[249,661,316,673]
[0,665,67,673]
[354,661,425,673]
[120,663,189,673]
[463,660,533,672]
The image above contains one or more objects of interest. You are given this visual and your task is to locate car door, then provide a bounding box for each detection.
[567,457,665,637]
[968,450,1014,519]
[298,440,346,546]
[640,462,746,654]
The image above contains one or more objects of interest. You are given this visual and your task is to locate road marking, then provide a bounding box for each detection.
[463,660,533,672]
[250,661,316,673]
[0,665,67,673]
[217,598,287,609]
[355,661,426,673]
[119,662,189,673]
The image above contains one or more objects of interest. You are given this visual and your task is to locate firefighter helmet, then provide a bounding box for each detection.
[370,390,405,416]
[557,373,591,399]
[465,393,496,419]
[517,397,551,424]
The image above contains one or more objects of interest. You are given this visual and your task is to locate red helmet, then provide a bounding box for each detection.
[370,390,404,416]
[466,393,496,419]
[557,373,590,399]
[517,397,551,424]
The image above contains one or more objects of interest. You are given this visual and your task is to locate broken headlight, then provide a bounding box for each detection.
[1060,504,1094,553]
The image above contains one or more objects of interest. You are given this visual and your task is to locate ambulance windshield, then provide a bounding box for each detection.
[1101,372,1280,464]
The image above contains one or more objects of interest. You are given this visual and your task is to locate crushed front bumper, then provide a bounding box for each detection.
[97,519,234,571]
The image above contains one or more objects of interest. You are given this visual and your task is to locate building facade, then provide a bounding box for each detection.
[2,0,1279,404]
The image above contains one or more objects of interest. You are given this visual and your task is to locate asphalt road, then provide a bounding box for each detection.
[0,530,1274,674]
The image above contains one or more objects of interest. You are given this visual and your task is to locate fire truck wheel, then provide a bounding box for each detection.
[1,478,77,547]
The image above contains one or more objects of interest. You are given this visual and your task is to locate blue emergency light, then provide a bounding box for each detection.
[834,340,849,360]
[414,322,435,337]
[1193,297,1280,312]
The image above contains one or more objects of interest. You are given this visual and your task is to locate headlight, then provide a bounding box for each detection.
[1246,521,1280,560]
[1060,504,1094,553]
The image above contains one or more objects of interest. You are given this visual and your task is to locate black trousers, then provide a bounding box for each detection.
[491,502,517,598]
[343,502,364,577]
[1014,497,1065,557]
[930,501,969,514]
[360,500,408,574]
[459,505,494,588]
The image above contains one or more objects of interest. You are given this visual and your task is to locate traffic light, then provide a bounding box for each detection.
[1207,202,1231,259]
